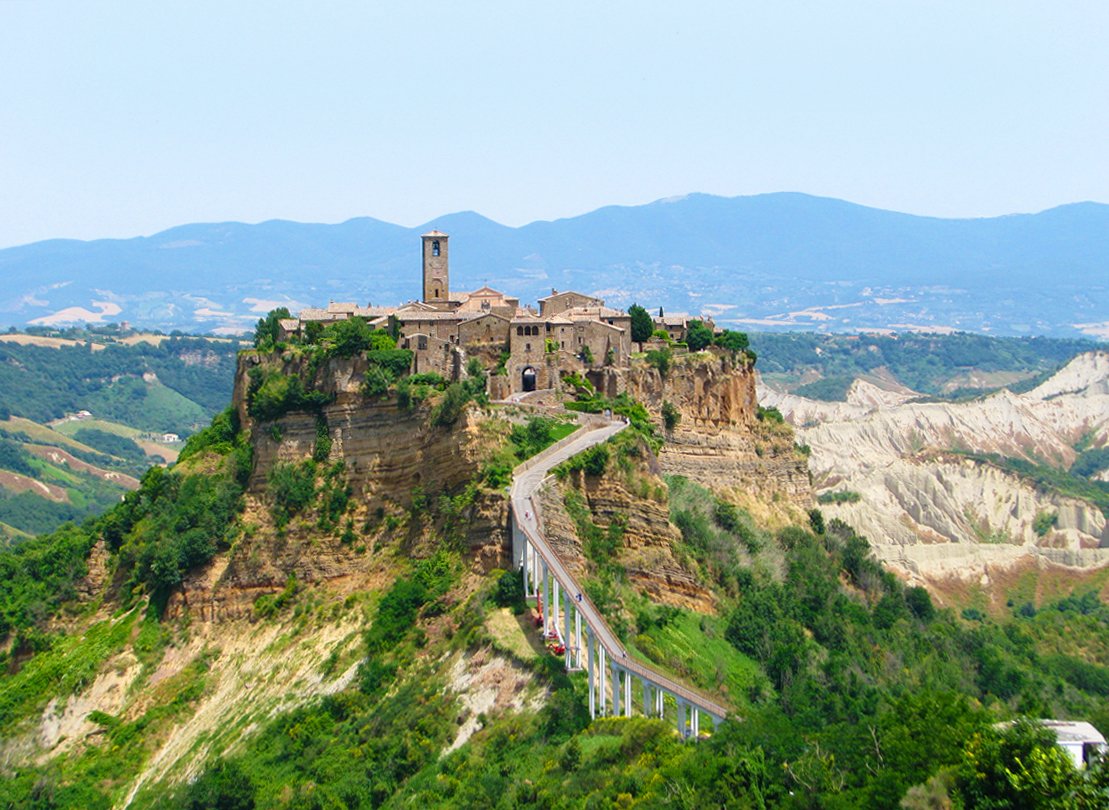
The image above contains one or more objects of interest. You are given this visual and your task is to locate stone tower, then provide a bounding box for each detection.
[422,231,449,304]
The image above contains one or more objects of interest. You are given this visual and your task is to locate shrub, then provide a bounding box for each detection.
[756,405,784,424]
[431,382,471,426]
[362,365,394,398]
[661,400,680,430]
[817,490,862,505]
[581,444,609,476]
[645,347,672,379]
[1033,510,1058,537]
[905,586,935,621]
[267,461,316,527]
[365,348,413,377]
[493,569,526,613]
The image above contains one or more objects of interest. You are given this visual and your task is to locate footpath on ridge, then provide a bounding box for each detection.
[507,411,731,725]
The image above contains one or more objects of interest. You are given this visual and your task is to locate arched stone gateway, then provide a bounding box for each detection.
[522,366,537,392]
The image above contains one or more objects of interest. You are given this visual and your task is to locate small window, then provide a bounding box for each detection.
[525,343,531,352]
[517,326,523,336]
[418,335,428,350]
[432,240,440,257]
[434,288,439,298]
[560,341,565,348]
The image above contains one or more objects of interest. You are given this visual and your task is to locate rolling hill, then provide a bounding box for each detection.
[0,330,247,539]
[1,193,1107,337]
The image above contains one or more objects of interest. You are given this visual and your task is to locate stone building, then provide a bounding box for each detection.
[285,231,644,396]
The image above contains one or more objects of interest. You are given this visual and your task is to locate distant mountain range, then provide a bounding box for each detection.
[1,192,1107,337]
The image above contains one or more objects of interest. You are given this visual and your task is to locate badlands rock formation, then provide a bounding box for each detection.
[760,352,1109,581]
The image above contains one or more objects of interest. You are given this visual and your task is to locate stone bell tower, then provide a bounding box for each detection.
[421,231,449,305]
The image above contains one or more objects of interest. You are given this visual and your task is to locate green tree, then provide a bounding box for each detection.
[628,303,654,343]
[686,319,714,351]
[715,329,749,352]
[253,307,291,350]
[953,719,1080,810]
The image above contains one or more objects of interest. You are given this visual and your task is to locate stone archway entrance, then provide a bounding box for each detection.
[522,366,537,392]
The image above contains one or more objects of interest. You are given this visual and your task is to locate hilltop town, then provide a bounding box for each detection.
[277,231,711,399]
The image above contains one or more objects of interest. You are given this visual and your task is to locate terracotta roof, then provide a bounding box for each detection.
[467,285,504,297]
[352,306,395,317]
[422,230,448,237]
[510,311,544,323]
[397,310,467,322]
[537,289,601,303]
[327,302,359,313]
[299,307,342,321]
[461,311,509,323]
[563,306,628,319]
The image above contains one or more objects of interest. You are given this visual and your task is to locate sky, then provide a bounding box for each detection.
[1,1,1107,249]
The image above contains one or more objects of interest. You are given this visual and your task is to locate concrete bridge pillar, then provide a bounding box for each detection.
[520,537,528,594]
[574,609,583,668]
[598,645,607,717]
[677,700,687,738]
[611,663,621,716]
[553,579,561,640]
[587,629,596,718]
[623,668,633,717]
[541,561,550,637]
[563,596,572,669]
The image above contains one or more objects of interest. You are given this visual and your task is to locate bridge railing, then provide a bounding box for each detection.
[507,419,730,722]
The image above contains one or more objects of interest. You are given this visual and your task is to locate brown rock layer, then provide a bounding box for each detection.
[621,350,812,512]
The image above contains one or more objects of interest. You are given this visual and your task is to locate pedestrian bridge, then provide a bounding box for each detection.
[509,416,729,738]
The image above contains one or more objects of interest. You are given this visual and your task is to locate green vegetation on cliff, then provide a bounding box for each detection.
[1,344,1108,809]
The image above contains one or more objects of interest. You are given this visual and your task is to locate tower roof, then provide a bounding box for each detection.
[422,230,448,238]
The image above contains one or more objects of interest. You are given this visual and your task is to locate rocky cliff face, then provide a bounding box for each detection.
[761,351,1109,582]
[167,352,510,621]
[538,462,716,615]
[619,350,812,523]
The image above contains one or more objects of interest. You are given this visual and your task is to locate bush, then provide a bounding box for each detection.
[247,369,331,422]
[816,490,862,505]
[267,461,316,527]
[362,365,394,398]
[1033,510,1058,536]
[661,400,680,431]
[756,405,784,424]
[365,348,413,377]
[431,383,471,427]
[905,586,935,621]
[493,569,526,613]
[645,347,672,379]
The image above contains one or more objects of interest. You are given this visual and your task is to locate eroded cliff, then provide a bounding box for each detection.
[621,350,812,524]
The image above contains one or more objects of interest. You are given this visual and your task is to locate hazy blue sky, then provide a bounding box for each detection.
[2,1,1106,248]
